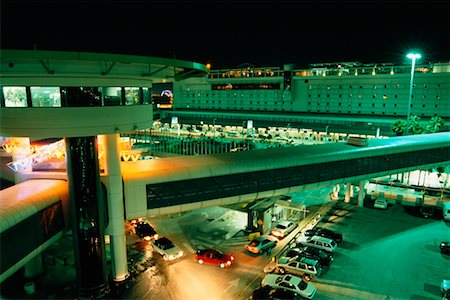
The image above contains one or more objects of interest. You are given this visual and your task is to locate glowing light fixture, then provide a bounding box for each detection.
[405,52,421,134]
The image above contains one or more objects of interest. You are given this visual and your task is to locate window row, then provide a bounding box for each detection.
[308,94,441,99]
[0,86,152,108]
[307,83,443,90]
[306,110,440,116]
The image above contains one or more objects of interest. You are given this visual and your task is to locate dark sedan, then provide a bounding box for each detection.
[304,227,343,243]
[285,246,334,266]
[441,242,450,254]
[134,221,158,241]
[252,285,301,300]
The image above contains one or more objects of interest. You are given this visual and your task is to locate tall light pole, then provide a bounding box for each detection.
[406,52,421,134]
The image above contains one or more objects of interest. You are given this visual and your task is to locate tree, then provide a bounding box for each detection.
[392,119,406,136]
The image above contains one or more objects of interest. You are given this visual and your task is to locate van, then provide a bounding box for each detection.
[443,202,450,222]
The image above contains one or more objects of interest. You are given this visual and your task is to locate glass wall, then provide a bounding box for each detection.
[1,86,152,107]
[3,87,27,107]
[103,87,122,106]
[142,87,151,104]
[125,87,141,105]
[30,87,61,107]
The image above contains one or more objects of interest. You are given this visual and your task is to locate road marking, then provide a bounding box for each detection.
[224,278,240,293]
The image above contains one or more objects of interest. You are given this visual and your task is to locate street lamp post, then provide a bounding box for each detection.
[406,52,421,134]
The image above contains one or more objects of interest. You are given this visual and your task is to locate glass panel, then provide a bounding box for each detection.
[4,86,27,107]
[30,87,61,107]
[125,87,141,105]
[62,87,101,107]
[103,87,122,106]
[142,87,151,104]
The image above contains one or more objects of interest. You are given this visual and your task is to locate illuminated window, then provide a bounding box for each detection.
[103,87,122,106]
[4,86,27,107]
[143,88,151,104]
[30,87,61,107]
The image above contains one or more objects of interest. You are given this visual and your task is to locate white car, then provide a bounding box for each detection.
[296,235,337,253]
[374,198,388,209]
[261,274,317,299]
[151,237,183,261]
[271,220,297,239]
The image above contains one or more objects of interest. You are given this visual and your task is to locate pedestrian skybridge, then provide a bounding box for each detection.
[121,132,450,218]
[1,132,449,283]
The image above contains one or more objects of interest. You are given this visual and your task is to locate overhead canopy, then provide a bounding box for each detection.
[0,50,209,85]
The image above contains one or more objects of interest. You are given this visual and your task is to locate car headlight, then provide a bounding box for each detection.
[227,261,231,265]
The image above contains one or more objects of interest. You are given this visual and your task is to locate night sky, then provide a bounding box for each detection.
[1,1,449,69]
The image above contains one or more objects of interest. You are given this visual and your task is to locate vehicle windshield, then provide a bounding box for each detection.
[298,280,307,290]
[277,224,287,229]
[250,240,260,247]
[157,238,174,250]
[215,251,224,259]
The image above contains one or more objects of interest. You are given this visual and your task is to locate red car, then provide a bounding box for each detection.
[195,248,234,268]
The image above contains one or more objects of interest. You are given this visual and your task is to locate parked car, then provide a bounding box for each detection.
[442,279,450,300]
[373,198,388,209]
[261,274,316,299]
[304,228,343,243]
[195,248,234,268]
[245,235,277,255]
[420,205,435,218]
[252,285,301,300]
[285,246,334,266]
[151,237,183,261]
[440,242,450,254]
[134,220,158,241]
[296,235,337,253]
[276,256,322,281]
[271,220,298,239]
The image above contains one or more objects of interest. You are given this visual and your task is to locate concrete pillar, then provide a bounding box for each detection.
[99,134,129,282]
[357,180,367,207]
[24,254,44,279]
[10,137,32,183]
[344,182,351,203]
[65,136,109,298]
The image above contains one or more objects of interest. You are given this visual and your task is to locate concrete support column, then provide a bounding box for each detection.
[24,254,44,279]
[10,137,32,183]
[357,180,368,207]
[99,134,129,282]
[344,182,352,203]
[65,136,109,298]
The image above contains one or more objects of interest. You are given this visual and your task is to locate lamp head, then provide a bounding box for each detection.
[407,53,421,60]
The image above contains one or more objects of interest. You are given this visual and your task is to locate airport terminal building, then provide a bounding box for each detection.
[0,50,449,298]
